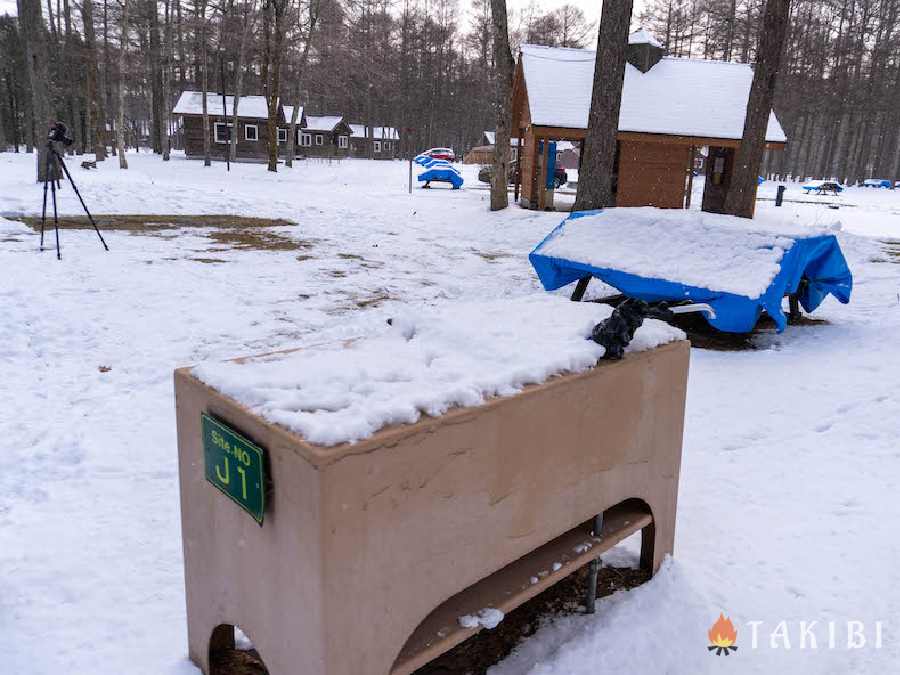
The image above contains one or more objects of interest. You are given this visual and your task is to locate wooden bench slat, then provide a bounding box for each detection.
[390,502,653,675]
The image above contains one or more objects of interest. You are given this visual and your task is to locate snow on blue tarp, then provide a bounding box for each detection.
[418,166,463,189]
[529,209,853,333]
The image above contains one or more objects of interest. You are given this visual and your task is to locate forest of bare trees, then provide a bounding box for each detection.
[639,0,900,184]
[0,0,593,163]
[3,0,899,185]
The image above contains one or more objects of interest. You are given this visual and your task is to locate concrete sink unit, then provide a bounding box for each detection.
[175,339,690,675]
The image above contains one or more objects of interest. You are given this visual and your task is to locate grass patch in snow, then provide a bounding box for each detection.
[16,213,295,231]
[206,228,313,252]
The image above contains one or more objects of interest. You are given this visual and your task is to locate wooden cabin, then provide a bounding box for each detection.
[300,115,353,158]
[173,91,291,162]
[464,132,520,165]
[511,30,787,212]
[348,124,400,159]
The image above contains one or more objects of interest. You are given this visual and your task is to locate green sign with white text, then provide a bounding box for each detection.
[202,414,266,524]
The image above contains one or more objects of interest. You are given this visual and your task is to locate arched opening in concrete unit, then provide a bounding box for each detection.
[209,624,269,675]
[390,498,655,675]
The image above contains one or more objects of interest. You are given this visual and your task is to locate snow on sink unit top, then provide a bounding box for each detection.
[533,208,842,300]
[519,44,787,143]
[192,295,684,447]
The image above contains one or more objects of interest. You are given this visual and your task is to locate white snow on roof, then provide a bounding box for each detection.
[533,208,839,299]
[629,28,662,48]
[172,91,272,118]
[519,45,787,143]
[304,115,345,132]
[192,295,683,446]
[283,105,304,122]
[349,124,400,140]
[483,131,521,147]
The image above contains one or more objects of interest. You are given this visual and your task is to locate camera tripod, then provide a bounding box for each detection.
[40,141,109,260]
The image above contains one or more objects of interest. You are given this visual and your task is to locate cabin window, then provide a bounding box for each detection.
[244,124,259,142]
[338,135,348,149]
[315,134,324,146]
[277,128,288,143]
[213,122,233,144]
[301,133,312,147]
[374,140,381,153]
[383,141,391,152]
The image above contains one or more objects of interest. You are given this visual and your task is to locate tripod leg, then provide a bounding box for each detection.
[40,150,51,251]
[54,150,109,251]
[50,166,61,260]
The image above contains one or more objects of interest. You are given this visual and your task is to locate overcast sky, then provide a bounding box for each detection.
[0,0,651,31]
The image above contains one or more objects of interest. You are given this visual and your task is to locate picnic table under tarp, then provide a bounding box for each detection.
[415,155,464,189]
[529,208,853,333]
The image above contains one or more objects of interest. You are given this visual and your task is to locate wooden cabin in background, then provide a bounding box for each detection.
[463,132,520,165]
[301,115,352,158]
[511,30,787,212]
[173,92,288,162]
[173,94,401,162]
[348,125,400,159]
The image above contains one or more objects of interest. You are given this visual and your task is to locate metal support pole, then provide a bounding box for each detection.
[40,150,50,251]
[584,512,604,614]
[53,148,109,251]
[776,184,786,207]
[49,160,60,260]
[570,276,591,302]
[789,293,801,323]
[408,155,413,194]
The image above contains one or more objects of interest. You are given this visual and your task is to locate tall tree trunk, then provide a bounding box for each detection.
[161,0,172,159]
[489,0,513,211]
[199,0,211,166]
[105,0,115,155]
[82,0,108,160]
[263,0,286,173]
[116,0,129,168]
[286,0,318,168]
[17,0,52,181]
[573,0,633,211]
[722,0,791,218]
[149,0,164,154]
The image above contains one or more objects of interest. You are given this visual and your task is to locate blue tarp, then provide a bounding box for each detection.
[414,154,463,188]
[417,167,463,188]
[529,210,853,333]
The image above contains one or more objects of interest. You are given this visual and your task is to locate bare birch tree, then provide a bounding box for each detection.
[285,0,319,168]
[229,0,258,163]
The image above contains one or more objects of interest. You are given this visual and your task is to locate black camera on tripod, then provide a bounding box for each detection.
[48,121,74,147]
[39,119,108,259]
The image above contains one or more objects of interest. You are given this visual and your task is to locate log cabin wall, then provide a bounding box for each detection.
[348,137,399,159]
[299,122,352,159]
[616,139,688,208]
[182,115,275,161]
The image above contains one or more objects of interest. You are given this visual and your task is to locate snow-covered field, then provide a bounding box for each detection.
[2,150,900,674]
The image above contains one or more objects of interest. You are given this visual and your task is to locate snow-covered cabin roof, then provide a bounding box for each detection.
[348,124,400,140]
[628,28,662,48]
[518,44,787,144]
[172,91,273,119]
[283,105,304,122]
[304,115,346,132]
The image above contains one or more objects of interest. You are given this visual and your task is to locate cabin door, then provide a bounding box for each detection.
[701,146,735,213]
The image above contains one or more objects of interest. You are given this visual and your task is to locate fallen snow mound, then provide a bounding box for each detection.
[193,295,684,446]
[534,207,842,299]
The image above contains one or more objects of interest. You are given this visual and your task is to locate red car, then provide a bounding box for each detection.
[423,147,456,162]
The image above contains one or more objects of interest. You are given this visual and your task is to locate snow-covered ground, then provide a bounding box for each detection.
[2,150,900,674]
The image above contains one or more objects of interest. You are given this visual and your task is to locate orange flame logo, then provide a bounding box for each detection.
[707,613,738,655]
